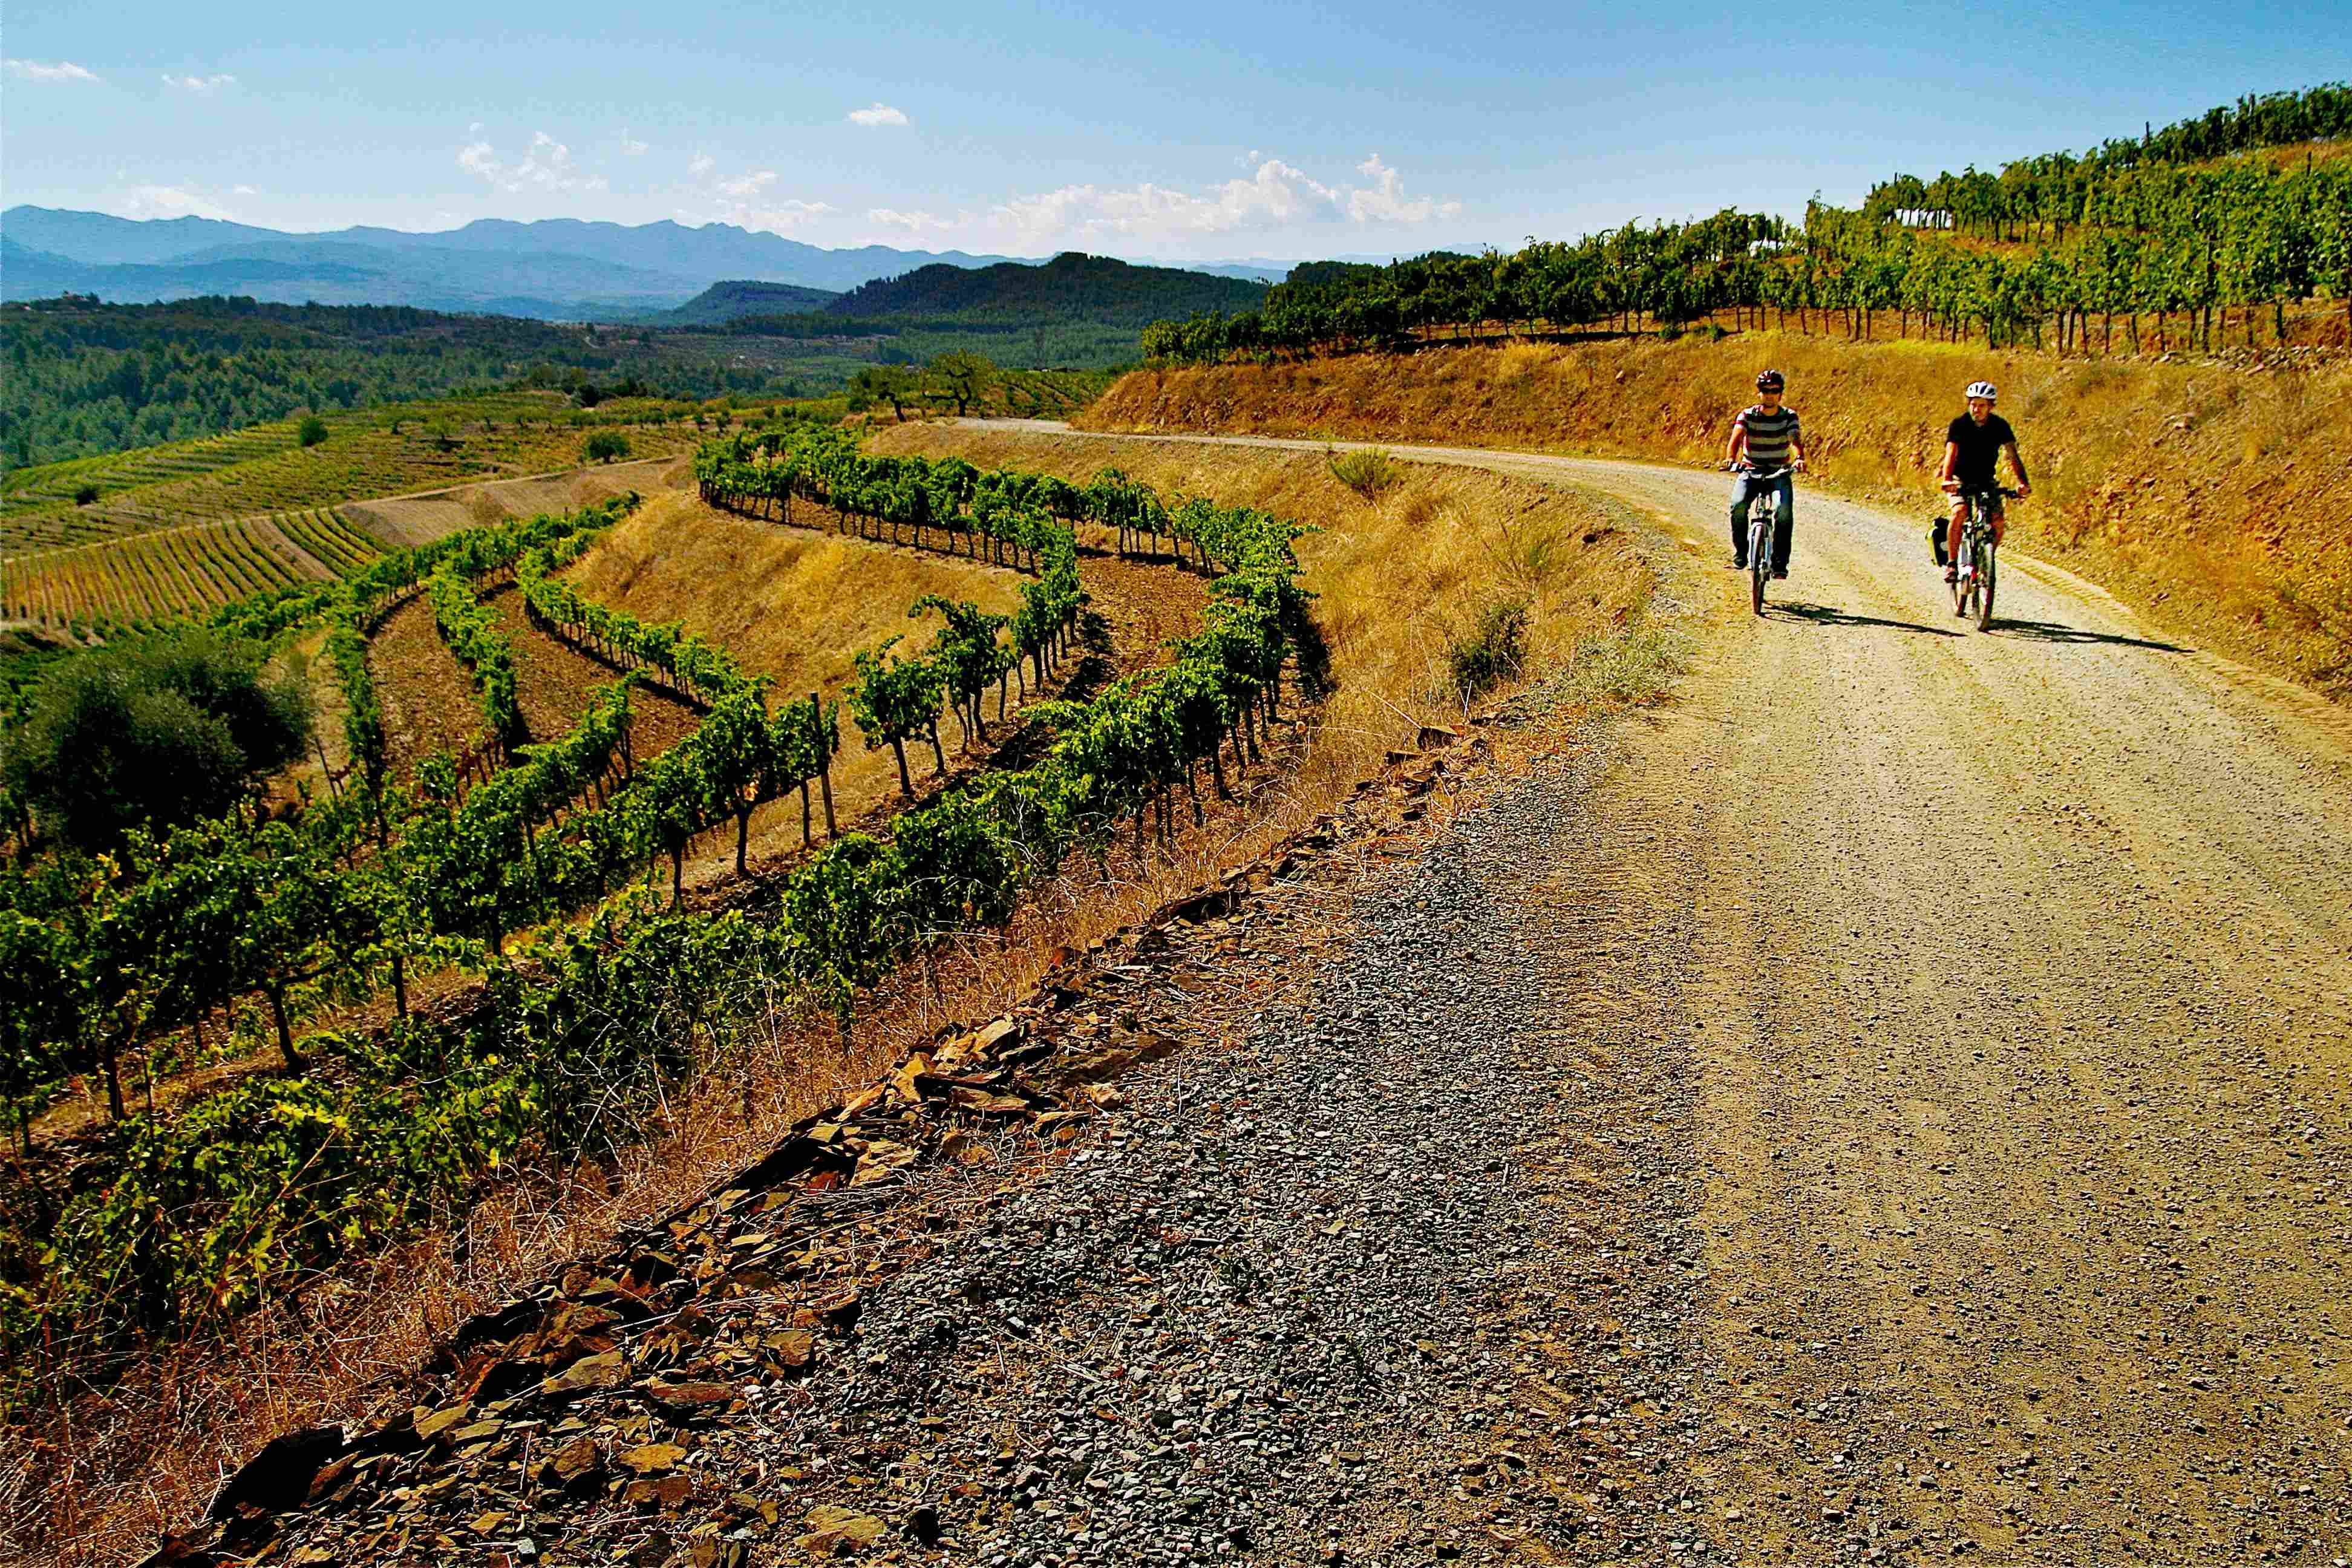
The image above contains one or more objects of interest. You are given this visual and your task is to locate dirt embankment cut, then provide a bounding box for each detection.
[871,423,1661,790]
[1085,336,2352,698]
[345,455,688,549]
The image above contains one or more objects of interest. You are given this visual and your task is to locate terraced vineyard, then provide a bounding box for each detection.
[0,391,704,556]
[270,506,385,577]
[0,428,302,541]
[0,518,325,629]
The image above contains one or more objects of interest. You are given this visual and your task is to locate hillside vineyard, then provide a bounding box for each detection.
[1145,145,2352,359]
[1,429,1309,1389]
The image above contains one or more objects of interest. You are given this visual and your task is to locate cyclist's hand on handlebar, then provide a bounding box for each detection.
[1791,458,1808,474]
[1939,479,1961,494]
[2014,482,2031,498]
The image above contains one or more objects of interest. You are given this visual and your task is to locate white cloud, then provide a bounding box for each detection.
[232,184,258,196]
[1346,154,1450,224]
[717,170,777,198]
[981,154,1457,247]
[619,131,649,157]
[867,207,955,234]
[731,198,832,231]
[5,58,100,83]
[681,160,832,234]
[456,130,608,195]
[848,102,909,128]
[113,185,237,220]
[163,72,237,93]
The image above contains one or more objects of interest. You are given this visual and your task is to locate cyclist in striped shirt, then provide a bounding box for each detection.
[1725,370,1808,577]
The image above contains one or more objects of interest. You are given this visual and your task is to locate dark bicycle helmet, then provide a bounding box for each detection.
[1756,369,1785,392]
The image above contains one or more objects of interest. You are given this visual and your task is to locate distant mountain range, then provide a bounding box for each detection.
[0,208,1313,319]
[0,208,1050,318]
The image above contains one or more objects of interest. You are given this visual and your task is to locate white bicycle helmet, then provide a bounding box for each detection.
[1965,380,1998,401]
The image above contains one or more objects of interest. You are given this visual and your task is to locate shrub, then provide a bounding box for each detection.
[1445,596,1530,698]
[296,415,330,448]
[584,430,633,465]
[4,630,316,849]
[73,484,99,506]
[1327,446,1402,500]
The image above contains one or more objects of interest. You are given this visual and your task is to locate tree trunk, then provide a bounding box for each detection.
[100,1029,126,1122]
[927,722,948,778]
[266,984,301,1072]
[736,807,751,875]
[890,737,913,799]
[670,844,685,906]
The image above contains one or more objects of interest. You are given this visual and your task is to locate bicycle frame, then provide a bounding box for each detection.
[1742,465,1791,616]
[1951,485,2013,629]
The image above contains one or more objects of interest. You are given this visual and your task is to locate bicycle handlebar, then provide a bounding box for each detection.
[1737,464,1794,481]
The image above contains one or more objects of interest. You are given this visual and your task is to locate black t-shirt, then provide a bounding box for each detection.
[1947,413,2016,488]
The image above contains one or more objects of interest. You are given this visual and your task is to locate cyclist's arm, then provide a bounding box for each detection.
[1939,440,1960,489]
[1725,417,1747,467]
[1789,425,1807,471]
[2004,441,2031,495]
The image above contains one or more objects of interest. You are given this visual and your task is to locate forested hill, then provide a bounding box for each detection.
[662,280,843,325]
[826,252,1267,326]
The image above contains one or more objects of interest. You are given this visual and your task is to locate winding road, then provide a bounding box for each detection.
[1005,420,2352,1563]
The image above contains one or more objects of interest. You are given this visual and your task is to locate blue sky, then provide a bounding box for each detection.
[4,0,2347,261]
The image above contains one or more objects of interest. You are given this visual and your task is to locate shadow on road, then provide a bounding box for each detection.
[1994,618,2191,653]
[1771,601,1962,638]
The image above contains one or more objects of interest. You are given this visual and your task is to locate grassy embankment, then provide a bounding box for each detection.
[1085,334,2352,698]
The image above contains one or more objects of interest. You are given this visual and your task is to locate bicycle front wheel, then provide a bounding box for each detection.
[1978,548,1998,630]
[1751,521,1769,615]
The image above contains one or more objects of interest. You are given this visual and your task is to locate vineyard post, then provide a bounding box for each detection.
[811,693,837,834]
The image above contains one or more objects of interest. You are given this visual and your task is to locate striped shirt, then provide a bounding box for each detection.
[1734,403,1802,466]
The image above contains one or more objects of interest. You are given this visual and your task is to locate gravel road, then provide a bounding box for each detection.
[941,422,2352,1563]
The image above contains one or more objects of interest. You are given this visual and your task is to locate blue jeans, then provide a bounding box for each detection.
[1730,472,1794,571]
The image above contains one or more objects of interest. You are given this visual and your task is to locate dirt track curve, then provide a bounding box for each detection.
[994,421,2352,1563]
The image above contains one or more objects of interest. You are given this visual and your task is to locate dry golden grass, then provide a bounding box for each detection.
[569,491,1024,699]
[1086,334,2352,696]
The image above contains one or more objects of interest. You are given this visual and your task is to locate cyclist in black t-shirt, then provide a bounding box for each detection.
[1937,380,2030,582]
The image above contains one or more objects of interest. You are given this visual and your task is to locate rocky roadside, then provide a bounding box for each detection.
[140,716,1717,1568]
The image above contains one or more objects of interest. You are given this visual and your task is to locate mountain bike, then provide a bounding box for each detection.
[1948,485,2017,631]
[1739,465,1792,616]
